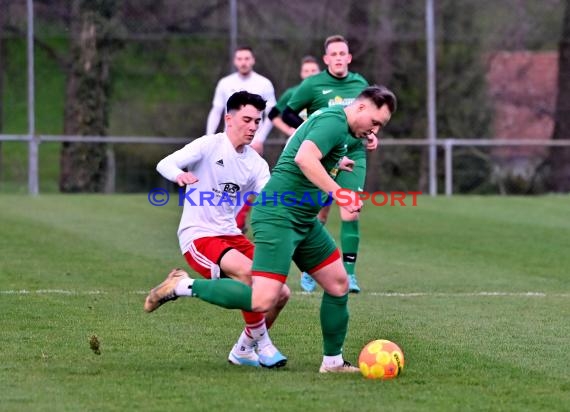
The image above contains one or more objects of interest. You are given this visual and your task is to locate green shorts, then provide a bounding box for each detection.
[336,156,366,192]
[250,212,338,276]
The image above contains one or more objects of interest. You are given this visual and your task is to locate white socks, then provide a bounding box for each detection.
[236,330,255,349]
[236,321,273,350]
[322,354,344,367]
[174,277,194,296]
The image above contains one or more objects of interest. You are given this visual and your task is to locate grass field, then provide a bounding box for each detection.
[1,194,569,411]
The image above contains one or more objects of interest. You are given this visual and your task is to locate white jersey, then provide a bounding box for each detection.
[206,71,276,143]
[156,133,270,254]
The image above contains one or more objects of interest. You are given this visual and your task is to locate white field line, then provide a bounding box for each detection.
[0,289,569,298]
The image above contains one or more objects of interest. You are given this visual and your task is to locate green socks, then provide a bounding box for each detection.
[341,220,359,274]
[191,280,349,356]
[192,279,253,311]
[320,292,349,356]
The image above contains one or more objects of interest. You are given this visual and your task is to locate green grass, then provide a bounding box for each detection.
[1,195,569,411]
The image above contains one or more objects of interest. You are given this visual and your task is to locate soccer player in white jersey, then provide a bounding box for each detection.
[206,46,277,233]
[206,46,276,155]
[147,91,289,369]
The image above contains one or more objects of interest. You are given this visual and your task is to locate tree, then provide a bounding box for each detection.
[548,0,570,191]
[59,0,121,192]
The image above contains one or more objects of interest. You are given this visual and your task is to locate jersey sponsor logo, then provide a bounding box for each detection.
[322,89,333,95]
[219,182,240,194]
[216,159,224,167]
[328,97,355,107]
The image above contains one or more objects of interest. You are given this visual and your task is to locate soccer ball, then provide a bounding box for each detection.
[358,339,405,379]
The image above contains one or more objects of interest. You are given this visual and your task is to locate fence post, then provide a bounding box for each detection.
[444,139,453,196]
[228,0,237,71]
[28,135,39,194]
[27,0,38,195]
[426,0,437,196]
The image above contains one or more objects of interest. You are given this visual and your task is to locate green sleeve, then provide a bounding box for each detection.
[286,77,314,113]
[274,87,295,113]
[305,112,346,156]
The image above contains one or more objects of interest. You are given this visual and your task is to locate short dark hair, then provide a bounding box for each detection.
[234,46,254,56]
[324,35,349,52]
[226,91,266,113]
[357,85,397,113]
[301,55,319,65]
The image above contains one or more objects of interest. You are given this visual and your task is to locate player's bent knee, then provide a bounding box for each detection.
[278,285,291,305]
[322,275,349,296]
[251,300,274,313]
[250,276,286,312]
[251,293,279,313]
[232,270,252,285]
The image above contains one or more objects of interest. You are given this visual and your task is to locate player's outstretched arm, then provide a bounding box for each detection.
[294,141,362,214]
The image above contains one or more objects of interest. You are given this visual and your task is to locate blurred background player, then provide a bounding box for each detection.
[268,55,321,136]
[206,46,276,154]
[206,46,277,233]
[282,34,371,294]
[147,91,289,369]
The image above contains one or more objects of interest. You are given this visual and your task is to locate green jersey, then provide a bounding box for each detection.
[259,106,355,223]
[287,70,368,115]
[286,70,369,157]
[275,84,308,121]
[275,86,298,113]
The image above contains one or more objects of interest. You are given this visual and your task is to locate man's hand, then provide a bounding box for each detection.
[339,156,355,172]
[175,172,199,187]
[366,133,379,151]
[334,189,364,214]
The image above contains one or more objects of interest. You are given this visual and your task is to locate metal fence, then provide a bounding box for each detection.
[2,134,569,195]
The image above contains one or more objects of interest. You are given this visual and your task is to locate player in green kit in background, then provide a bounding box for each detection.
[269,55,320,136]
[282,35,372,294]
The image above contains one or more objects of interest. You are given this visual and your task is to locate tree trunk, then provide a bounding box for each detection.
[548,0,570,192]
[59,0,118,192]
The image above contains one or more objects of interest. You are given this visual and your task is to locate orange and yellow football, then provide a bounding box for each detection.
[358,339,405,379]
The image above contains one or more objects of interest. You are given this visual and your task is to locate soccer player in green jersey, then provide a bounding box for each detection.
[144,85,397,372]
[268,55,320,136]
[282,34,372,294]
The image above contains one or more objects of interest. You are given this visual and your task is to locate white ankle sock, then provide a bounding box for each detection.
[236,330,255,349]
[247,321,273,349]
[322,354,343,367]
[174,277,194,296]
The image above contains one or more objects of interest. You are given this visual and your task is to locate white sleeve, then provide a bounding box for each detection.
[156,138,207,182]
[252,158,271,193]
[206,81,226,134]
[252,80,277,144]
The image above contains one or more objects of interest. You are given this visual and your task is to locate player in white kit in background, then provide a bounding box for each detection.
[206,46,277,233]
[206,46,276,155]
